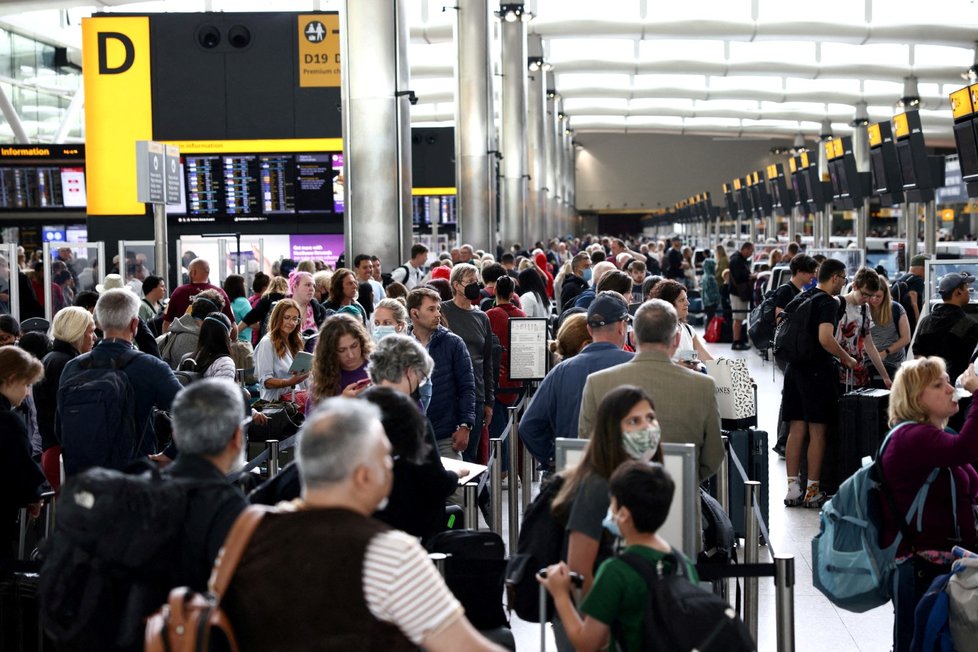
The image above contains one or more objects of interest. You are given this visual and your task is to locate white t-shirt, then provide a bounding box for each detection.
[672,322,701,362]
[520,291,549,319]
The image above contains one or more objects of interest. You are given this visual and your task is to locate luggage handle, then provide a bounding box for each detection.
[537,569,584,652]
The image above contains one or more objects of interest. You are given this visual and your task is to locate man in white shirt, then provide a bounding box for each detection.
[354,254,386,301]
[390,243,429,290]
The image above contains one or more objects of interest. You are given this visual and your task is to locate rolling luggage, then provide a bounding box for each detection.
[426,529,509,631]
[725,429,769,540]
[825,388,890,494]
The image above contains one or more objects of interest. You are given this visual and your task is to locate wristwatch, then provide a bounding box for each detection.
[456,423,473,431]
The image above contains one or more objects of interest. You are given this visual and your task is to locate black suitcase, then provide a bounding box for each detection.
[725,429,769,540]
[425,529,509,631]
[0,572,52,652]
[826,388,890,494]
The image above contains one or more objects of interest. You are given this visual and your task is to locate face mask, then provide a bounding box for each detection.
[373,325,397,341]
[582,268,593,283]
[622,424,661,460]
[602,508,621,538]
[463,282,482,302]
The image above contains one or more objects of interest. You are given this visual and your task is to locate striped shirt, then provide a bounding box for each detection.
[362,529,464,645]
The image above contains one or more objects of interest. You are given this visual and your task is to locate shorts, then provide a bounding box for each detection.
[781,360,839,424]
[729,294,750,319]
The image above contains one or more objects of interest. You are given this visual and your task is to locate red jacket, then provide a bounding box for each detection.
[487,302,526,406]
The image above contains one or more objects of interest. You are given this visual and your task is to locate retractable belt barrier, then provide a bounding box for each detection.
[237,432,299,477]
[703,437,795,652]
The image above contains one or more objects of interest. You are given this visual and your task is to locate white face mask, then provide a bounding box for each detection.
[622,424,661,460]
[373,325,397,341]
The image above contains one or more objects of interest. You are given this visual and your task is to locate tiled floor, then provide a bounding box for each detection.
[500,331,896,651]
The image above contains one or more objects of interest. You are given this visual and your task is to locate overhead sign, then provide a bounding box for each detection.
[297,14,340,88]
[164,144,181,204]
[136,140,181,205]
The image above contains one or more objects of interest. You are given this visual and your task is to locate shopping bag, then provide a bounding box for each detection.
[704,358,757,429]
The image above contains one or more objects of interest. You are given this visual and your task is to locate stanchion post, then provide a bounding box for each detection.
[464,483,479,531]
[17,508,27,560]
[775,554,796,652]
[521,439,533,510]
[490,438,504,535]
[430,552,449,578]
[744,481,761,643]
[507,406,520,553]
[267,440,280,477]
[718,435,730,514]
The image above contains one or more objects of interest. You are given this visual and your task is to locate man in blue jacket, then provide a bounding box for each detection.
[521,292,634,472]
[407,287,476,459]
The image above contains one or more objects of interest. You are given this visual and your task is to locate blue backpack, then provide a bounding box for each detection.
[911,573,955,652]
[812,422,954,613]
[58,348,145,476]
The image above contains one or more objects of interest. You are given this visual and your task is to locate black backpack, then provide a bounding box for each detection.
[891,275,918,333]
[772,288,821,365]
[39,464,201,652]
[58,349,145,476]
[698,489,736,567]
[425,529,508,630]
[746,290,778,351]
[504,474,566,622]
[618,549,755,652]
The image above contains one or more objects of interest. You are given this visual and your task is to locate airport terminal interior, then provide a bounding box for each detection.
[4,1,978,651]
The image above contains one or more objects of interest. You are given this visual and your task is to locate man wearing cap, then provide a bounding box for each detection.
[912,271,978,386]
[520,291,634,472]
[579,298,723,482]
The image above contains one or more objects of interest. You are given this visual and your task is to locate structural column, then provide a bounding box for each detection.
[499,3,529,249]
[561,126,573,236]
[526,36,547,246]
[852,103,870,252]
[544,76,557,243]
[455,0,494,252]
[341,0,413,268]
[552,93,565,236]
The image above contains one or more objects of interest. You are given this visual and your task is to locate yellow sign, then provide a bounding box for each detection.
[412,187,457,196]
[823,140,835,160]
[722,183,732,193]
[950,87,974,121]
[868,123,882,148]
[766,164,778,179]
[733,178,742,190]
[297,14,340,88]
[800,151,811,168]
[942,208,955,222]
[789,158,797,173]
[893,112,910,139]
[83,16,153,215]
[160,138,343,154]
[832,138,844,159]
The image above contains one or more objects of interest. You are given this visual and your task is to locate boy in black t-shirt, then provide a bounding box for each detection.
[780,259,858,508]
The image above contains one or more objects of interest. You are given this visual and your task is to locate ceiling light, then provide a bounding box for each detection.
[498,3,524,22]
[528,56,544,72]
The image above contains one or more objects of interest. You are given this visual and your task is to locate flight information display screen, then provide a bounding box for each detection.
[0,166,87,210]
[180,152,339,222]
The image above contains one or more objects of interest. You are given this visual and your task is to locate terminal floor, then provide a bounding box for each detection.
[500,330,895,652]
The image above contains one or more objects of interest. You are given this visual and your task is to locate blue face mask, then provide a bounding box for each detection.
[582,268,593,283]
[373,325,397,341]
[601,507,621,538]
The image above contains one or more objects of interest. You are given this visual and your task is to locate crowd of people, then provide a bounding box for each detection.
[1,232,977,651]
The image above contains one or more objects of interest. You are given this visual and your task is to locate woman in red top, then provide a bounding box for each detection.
[534,251,555,299]
[486,275,526,472]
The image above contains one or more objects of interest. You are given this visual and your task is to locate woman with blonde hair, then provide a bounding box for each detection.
[254,299,308,402]
[881,357,978,652]
[34,306,96,491]
[371,297,409,341]
[309,313,374,408]
[868,280,911,379]
[550,312,591,362]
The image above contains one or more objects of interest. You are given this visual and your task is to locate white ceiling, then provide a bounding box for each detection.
[2,0,977,146]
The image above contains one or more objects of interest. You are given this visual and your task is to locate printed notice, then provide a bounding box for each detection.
[508,318,549,381]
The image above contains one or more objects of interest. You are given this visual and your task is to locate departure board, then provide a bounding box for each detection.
[0,167,79,209]
[181,151,338,221]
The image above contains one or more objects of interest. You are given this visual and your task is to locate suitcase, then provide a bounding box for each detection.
[0,572,52,652]
[825,388,890,494]
[425,529,509,631]
[725,429,769,540]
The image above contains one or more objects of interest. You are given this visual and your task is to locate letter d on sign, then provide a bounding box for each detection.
[97,32,134,74]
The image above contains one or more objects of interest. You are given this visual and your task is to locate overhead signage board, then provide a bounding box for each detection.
[136,140,165,204]
[297,14,340,88]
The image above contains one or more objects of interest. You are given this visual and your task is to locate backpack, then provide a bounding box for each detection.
[892,275,918,333]
[811,423,954,613]
[699,488,736,567]
[746,290,778,351]
[617,549,755,652]
[911,572,955,652]
[772,288,820,364]
[58,348,145,476]
[39,464,204,651]
[504,474,566,622]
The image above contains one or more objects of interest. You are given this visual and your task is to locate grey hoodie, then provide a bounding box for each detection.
[157,313,200,370]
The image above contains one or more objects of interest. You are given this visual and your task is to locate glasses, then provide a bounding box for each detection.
[835,274,848,281]
[282,316,301,323]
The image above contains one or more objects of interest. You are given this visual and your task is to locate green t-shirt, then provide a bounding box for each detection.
[579,545,699,652]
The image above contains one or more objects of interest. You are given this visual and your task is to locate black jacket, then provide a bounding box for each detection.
[912,303,978,383]
[36,339,78,450]
[560,274,588,313]
[0,394,46,569]
[163,454,247,592]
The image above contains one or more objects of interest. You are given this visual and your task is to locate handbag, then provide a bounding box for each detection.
[145,506,269,652]
[704,358,757,429]
[704,316,725,343]
[229,340,257,385]
[949,556,978,650]
[250,399,304,441]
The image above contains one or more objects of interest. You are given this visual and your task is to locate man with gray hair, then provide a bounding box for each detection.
[165,378,248,590]
[578,298,723,482]
[57,288,183,475]
[222,398,503,651]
